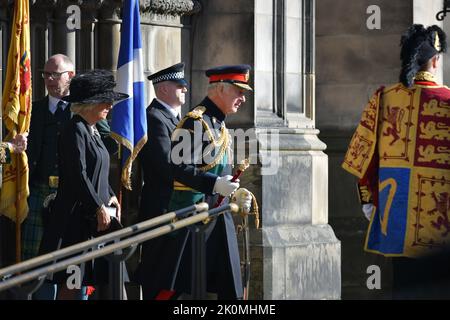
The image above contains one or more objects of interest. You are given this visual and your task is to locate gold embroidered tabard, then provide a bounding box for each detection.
[343,81,450,258]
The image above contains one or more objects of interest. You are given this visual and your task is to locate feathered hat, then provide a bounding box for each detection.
[399,24,447,87]
[63,69,128,104]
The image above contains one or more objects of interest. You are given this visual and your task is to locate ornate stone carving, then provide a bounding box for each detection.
[140,0,201,16]
[99,0,122,19]
[30,0,58,8]
[80,0,103,12]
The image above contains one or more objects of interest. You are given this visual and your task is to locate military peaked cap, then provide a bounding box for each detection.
[205,64,252,91]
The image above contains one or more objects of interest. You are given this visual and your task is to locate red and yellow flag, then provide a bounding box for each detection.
[0,0,32,224]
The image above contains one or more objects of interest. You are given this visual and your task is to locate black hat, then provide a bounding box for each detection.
[399,24,447,87]
[205,64,252,91]
[63,69,129,104]
[147,62,188,87]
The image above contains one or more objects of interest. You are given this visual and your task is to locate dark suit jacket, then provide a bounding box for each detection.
[27,96,49,185]
[137,99,181,295]
[27,96,117,186]
[138,99,179,221]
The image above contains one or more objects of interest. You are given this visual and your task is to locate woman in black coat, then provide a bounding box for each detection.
[39,70,128,299]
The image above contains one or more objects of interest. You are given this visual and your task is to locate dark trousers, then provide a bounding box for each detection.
[392,254,450,300]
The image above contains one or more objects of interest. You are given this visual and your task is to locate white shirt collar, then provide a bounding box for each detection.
[156,98,181,118]
[48,95,68,114]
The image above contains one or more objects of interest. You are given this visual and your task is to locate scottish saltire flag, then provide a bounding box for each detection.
[111,0,147,190]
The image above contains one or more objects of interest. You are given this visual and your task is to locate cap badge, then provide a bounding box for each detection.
[434,32,441,51]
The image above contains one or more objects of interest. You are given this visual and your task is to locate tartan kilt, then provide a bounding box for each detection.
[21,184,56,261]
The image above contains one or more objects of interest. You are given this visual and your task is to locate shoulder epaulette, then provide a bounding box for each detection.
[185,106,206,120]
[174,106,207,133]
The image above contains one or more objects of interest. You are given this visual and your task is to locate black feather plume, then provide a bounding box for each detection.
[399,24,447,87]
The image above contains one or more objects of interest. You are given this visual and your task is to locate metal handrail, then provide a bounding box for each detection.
[0,202,208,279]
[0,203,237,293]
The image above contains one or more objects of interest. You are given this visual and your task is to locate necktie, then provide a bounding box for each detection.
[54,101,66,121]
[176,113,181,121]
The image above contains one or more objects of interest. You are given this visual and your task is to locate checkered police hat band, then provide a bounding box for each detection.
[153,71,184,84]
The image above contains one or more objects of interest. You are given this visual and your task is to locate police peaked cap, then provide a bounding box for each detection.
[399,24,447,87]
[147,62,188,87]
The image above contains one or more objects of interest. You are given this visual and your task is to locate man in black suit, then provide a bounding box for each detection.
[137,63,189,299]
[22,54,75,264]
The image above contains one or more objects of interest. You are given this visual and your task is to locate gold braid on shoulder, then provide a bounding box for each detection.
[173,106,230,172]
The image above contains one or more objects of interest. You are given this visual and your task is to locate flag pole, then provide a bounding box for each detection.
[15,153,21,263]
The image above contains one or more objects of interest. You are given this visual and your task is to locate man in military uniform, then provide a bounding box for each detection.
[137,62,189,299]
[342,25,450,299]
[167,65,253,300]
[21,54,117,299]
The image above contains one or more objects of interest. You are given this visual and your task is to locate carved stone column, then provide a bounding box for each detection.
[97,0,122,71]
[259,0,340,300]
[79,0,103,71]
[0,0,12,97]
[51,0,77,67]
[30,0,56,98]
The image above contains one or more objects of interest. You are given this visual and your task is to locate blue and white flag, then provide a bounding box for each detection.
[111,0,147,190]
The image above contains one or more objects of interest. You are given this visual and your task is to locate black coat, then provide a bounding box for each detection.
[138,99,179,221]
[137,99,182,297]
[27,96,49,185]
[165,97,243,299]
[39,115,115,284]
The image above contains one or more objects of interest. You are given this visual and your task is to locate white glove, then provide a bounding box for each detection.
[231,188,252,213]
[213,175,239,197]
[362,203,375,221]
